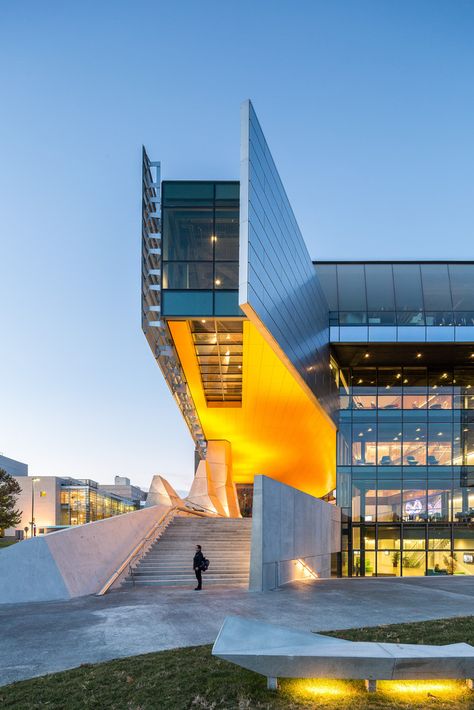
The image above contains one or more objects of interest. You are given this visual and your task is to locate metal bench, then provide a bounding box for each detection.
[212,616,474,692]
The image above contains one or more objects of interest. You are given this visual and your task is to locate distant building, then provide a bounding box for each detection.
[100,475,147,507]
[6,475,138,537]
[0,454,28,477]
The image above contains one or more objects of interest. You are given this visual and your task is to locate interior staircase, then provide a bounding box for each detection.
[124,515,253,588]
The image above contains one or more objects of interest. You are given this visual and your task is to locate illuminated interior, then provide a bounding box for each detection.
[168,319,336,498]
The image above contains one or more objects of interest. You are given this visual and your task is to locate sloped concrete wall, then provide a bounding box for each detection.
[0,504,168,604]
[249,475,341,592]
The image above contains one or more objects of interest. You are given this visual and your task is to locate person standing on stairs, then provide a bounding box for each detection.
[193,544,205,590]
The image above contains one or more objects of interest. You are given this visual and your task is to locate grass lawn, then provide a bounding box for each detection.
[0,539,17,548]
[2,617,474,709]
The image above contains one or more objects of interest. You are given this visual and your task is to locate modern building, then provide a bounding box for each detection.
[142,100,474,578]
[6,475,137,537]
[0,454,28,477]
[100,475,147,507]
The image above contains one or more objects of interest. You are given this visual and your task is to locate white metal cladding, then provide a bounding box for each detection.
[141,148,207,458]
[239,100,337,420]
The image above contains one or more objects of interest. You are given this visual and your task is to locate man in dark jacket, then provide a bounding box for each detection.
[193,544,205,590]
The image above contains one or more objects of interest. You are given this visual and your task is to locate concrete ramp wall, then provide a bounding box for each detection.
[249,475,341,591]
[0,504,168,604]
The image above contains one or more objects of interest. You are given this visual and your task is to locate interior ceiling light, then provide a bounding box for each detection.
[396,373,401,379]
[364,352,370,358]
[386,385,391,389]
[403,378,408,384]
[416,353,423,358]
[211,235,217,242]
[215,279,222,286]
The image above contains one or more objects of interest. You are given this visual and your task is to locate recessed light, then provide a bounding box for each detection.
[215,279,222,286]
[201,320,206,324]
[441,373,448,379]
[403,378,408,384]
[367,427,373,432]
[416,353,422,359]
[364,352,370,359]
[210,235,217,242]
[358,379,363,384]
[416,427,421,432]
[386,385,391,390]
[438,432,443,436]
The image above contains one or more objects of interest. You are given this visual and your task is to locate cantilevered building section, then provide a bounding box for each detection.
[142,101,474,578]
[141,101,337,510]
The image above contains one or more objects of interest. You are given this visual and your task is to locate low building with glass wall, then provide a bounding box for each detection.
[142,101,474,579]
[6,475,137,537]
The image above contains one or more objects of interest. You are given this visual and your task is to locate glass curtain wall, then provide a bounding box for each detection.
[161,182,240,317]
[60,485,136,526]
[315,262,474,341]
[338,365,474,577]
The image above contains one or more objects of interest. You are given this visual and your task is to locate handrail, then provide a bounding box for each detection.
[97,503,224,596]
[97,507,178,596]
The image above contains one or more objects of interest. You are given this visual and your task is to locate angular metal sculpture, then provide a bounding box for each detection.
[212,616,474,692]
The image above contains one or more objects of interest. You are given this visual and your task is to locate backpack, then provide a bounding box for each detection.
[201,558,210,572]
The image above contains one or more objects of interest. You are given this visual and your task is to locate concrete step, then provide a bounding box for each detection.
[124,579,248,587]
[123,516,252,591]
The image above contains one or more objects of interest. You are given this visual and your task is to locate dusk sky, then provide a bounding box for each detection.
[1,1,473,493]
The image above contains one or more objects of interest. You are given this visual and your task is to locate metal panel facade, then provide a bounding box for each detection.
[239,100,336,420]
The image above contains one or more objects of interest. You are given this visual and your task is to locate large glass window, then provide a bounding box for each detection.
[393,264,424,321]
[365,264,395,312]
[162,206,214,261]
[161,182,239,317]
[338,363,474,577]
[337,265,366,312]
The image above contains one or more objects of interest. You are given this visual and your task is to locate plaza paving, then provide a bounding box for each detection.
[1,576,474,686]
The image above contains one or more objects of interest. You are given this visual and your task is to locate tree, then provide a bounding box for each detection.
[0,468,21,536]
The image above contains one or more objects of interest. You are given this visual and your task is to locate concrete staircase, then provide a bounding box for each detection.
[124,515,253,588]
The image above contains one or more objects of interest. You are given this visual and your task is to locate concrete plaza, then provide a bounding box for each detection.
[2,576,474,686]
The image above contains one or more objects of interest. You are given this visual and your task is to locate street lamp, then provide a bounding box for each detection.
[30,478,40,538]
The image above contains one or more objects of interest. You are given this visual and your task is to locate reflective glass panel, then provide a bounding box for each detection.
[337,264,366,311]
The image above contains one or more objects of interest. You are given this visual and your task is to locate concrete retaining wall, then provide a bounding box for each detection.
[0,504,168,604]
[249,475,341,591]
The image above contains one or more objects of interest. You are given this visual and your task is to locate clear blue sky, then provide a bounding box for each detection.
[1,1,473,492]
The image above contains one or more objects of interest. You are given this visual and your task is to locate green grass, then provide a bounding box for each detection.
[2,617,474,709]
[0,539,17,548]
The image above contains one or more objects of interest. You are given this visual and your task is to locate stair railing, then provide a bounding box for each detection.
[97,503,227,596]
[97,506,179,596]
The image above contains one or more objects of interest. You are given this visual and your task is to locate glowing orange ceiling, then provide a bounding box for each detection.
[168,319,336,498]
